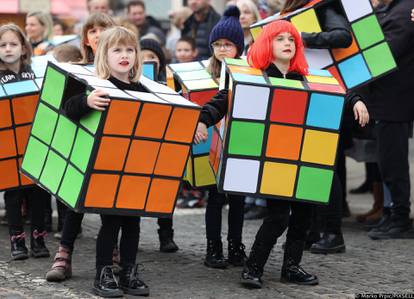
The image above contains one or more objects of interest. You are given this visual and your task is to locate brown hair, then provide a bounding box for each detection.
[0,23,33,69]
[281,0,309,13]
[53,44,82,63]
[94,26,142,82]
[127,0,145,12]
[176,36,196,50]
[207,55,222,79]
[80,13,116,64]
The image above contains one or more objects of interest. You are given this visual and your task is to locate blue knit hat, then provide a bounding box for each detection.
[209,6,244,56]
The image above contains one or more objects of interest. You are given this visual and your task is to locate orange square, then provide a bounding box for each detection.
[0,100,12,129]
[332,34,359,62]
[124,140,160,174]
[164,108,200,143]
[84,173,119,208]
[116,175,150,209]
[15,125,31,155]
[103,100,140,136]
[154,143,189,177]
[266,124,303,160]
[18,157,33,186]
[94,137,130,171]
[213,137,222,174]
[209,129,219,169]
[0,129,17,159]
[135,103,171,139]
[12,94,38,125]
[0,159,19,190]
[145,178,180,213]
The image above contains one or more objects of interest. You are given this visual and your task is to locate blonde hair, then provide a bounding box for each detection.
[94,26,142,82]
[236,0,261,24]
[0,23,33,69]
[26,11,54,40]
[80,13,117,64]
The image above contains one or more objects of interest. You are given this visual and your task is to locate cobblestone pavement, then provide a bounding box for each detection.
[0,141,413,298]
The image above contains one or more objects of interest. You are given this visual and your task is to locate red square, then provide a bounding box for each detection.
[270,89,308,125]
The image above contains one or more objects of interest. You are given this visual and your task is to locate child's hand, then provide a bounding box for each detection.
[87,89,110,111]
[194,122,208,144]
[411,9,414,22]
[353,100,369,127]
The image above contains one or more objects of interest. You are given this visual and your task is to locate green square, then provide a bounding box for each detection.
[51,116,77,158]
[363,42,396,77]
[70,128,94,173]
[21,137,48,179]
[269,77,304,89]
[224,58,249,67]
[41,67,66,109]
[31,103,58,144]
[58,164,84,208]
[39,150,67,194]
[80,110,102,134]
[352,15,384,50]
[295,166,333,203]
[228,121,264,156]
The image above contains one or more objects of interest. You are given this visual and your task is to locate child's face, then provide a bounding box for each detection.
[25,16,44,41]
[239,4,256,29]
[86,25,106,55]
[0,31,24,66]
[107,43,136,79]
[272,32,296,63]
[141,49,160,71]
[175,41,197,63]
[211,38,238,62]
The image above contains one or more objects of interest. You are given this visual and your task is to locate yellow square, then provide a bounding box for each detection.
[184,156,194,185]
[291,9,321,33]
[194,156,216,186]
[306,75,339,85]
[185,78,218,91]
[250,26,263,41]
[301,130,339,166]
[260,162,297,196]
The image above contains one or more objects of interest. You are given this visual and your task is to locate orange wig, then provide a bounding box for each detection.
[247,20,308,75]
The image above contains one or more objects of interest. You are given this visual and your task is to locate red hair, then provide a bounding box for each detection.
[247,20,308,75]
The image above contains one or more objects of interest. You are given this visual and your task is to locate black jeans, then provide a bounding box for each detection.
[376,121,411,219]
[5,186,50,235]
[205,187,245,242]
[96,215,140,271]
[60,210,84,251]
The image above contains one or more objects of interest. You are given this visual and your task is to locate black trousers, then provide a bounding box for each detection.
[205,187,245,242]
[376,121,411,219]
[5,186,50,235]
[60,210,84,251]
[96,215,140,270]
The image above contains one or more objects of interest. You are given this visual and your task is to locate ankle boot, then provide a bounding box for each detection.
[281,239,318,285]
[93,266,123,298]
[240,241,271,288]
[356,182,383,223]
[30,230,50,258]
[204,239,228,269]
[46,246,72,282]
[112,247,121,275]
[227,239,247,266]
[310,232,346,254]
[10,232,28,260]
[158,229,179,253]
[119,264,149,296]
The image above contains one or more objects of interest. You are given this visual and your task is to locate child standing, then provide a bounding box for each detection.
[194,6,247,269]
[0,23,50,260]
[64,26,149,298]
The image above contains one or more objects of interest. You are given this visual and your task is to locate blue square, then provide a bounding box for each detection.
[338,54,372,89]
[142,63,155,80]
[3,80,38,95]
[306,93,344,130]
[308,69,332,77]
[192,126,213,155]
[232,73,267,84]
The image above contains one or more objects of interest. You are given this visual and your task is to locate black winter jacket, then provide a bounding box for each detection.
[0,65,35,84]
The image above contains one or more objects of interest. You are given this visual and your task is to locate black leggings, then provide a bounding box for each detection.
[5,186,50,235]
[205,187,245,242]
[60,210,84,251]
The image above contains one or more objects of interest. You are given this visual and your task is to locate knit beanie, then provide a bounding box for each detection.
[140,38,166,72]
[208,6,244,56]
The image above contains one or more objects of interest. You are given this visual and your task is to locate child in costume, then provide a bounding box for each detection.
[0,23,51,260]
[194,6,247,269]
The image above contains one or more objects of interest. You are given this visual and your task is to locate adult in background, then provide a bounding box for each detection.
[25,11,54,56]
[182,0,221,60]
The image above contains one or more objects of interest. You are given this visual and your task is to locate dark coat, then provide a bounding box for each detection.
[0,65,35,84]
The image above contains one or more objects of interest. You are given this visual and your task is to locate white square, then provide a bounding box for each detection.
[305,48,334,69]
[232,84,269,120]
[223,158,260,193]
[341,0,373,22]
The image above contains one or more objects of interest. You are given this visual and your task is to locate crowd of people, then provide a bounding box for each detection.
[0,0,413,297]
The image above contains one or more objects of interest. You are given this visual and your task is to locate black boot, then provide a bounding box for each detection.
[93,266,123,298]
[240,241,271,289]
[10,232,28,260]
[158,229,179,253]
[227,239,247,266]
[30,230,50,258]
[119,264,149,296]
[204,239,228,269]
[310,233,346,254]
[281,240,318,285]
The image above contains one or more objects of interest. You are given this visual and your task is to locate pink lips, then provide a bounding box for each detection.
[119,61,129,66]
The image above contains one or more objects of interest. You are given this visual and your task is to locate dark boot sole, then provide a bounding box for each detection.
[11,253,29,261]
[240,279,262,289]
[280,277,319,285]
[204,260,228,269]
[369,230,414,240]
[120,286,149,296]
[310,246,346,254]
[160,246,179,253]
[31,251,51,258]
[92,287,123,298]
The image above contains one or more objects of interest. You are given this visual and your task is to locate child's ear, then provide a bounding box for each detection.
[193,48,198,58]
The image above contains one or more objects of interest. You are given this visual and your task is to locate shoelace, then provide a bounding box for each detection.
[11,232,26,242]
[33,230,48,239]
[101,266,118,286]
